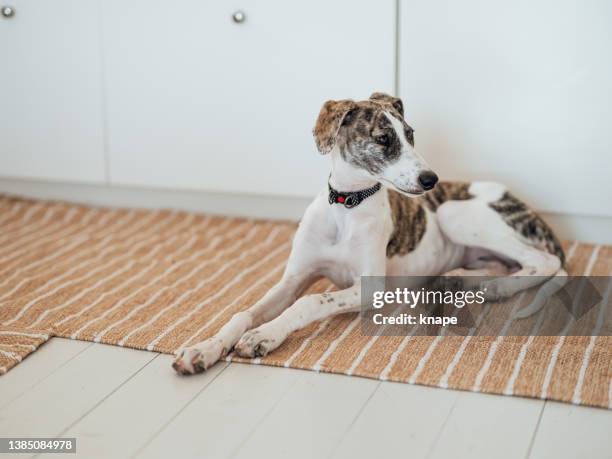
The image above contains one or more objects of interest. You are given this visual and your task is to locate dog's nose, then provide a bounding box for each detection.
[418,170,438,190]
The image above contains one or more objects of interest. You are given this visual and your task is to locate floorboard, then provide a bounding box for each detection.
[331,380,460,459]
[231,369,380,459]
[135,363,302,459]
[0,342,155,441]
[0,339,610,459]
[0,338,91,409]
[427,390,545,459]
[53,355,227,459]
[528,400,612,459]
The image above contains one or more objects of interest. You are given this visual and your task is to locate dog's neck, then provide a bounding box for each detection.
[329,153,379,193]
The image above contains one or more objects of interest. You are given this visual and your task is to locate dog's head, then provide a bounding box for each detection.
[313,92,437,196]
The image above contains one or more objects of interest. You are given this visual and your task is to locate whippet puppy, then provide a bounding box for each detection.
[173,92,565,374]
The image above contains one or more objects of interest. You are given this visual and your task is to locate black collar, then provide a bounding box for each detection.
[328,180,382,208]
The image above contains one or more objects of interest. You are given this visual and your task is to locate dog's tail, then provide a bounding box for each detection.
[513,268,568,319]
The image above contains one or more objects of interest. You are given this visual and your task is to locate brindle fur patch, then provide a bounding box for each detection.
[489,192,565,265]
[386,190,427,257]
[369,92,404,117]
[336,102,404,175]
[313,99,357,154]
[387,182,474,258]
[422,182,473,211]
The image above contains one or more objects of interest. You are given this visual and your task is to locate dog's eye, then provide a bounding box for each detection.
[375,134,390,145]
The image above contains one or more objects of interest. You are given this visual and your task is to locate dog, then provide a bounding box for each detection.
[173,92,565,374]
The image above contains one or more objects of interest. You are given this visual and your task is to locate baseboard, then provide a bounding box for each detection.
[0,177,609,244]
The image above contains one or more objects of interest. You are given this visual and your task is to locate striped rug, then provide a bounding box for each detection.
[0,194,610,409]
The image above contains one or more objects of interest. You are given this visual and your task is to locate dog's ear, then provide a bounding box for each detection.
[313,99,357,154]
[369,92,404,117]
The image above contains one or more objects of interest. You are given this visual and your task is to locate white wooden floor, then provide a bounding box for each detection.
[0,338,610,459]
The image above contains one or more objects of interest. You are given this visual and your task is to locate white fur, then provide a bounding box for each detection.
[468,181,507,202]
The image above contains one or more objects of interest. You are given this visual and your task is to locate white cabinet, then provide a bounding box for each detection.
[103,0,395,197]
[399,0,612,217]
[0,0,106,183]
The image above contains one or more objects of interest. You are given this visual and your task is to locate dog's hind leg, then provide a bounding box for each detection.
[436,259,512,291]
[513,269,568,319]
[436,199,563,303]
[442,259,511,279]
[173,269,318,375]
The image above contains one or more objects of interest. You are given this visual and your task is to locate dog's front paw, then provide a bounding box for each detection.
[234,327,279,358]
[172,339,225,375]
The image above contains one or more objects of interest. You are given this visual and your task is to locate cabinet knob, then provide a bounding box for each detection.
[231,10,246,24]
[1,5,15,18]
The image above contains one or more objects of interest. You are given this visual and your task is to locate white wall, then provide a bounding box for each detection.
[102,0,394,197]
[0,0,106,184]
[399,0,612,218]
[0,0,395,197]
[1,0,610,242]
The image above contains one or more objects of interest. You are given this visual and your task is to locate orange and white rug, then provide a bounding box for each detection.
[0,194,610,408]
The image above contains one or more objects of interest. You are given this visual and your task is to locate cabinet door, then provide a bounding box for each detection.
[0,0,106,183]
[104,0,394,197]
[399,0,612,217]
